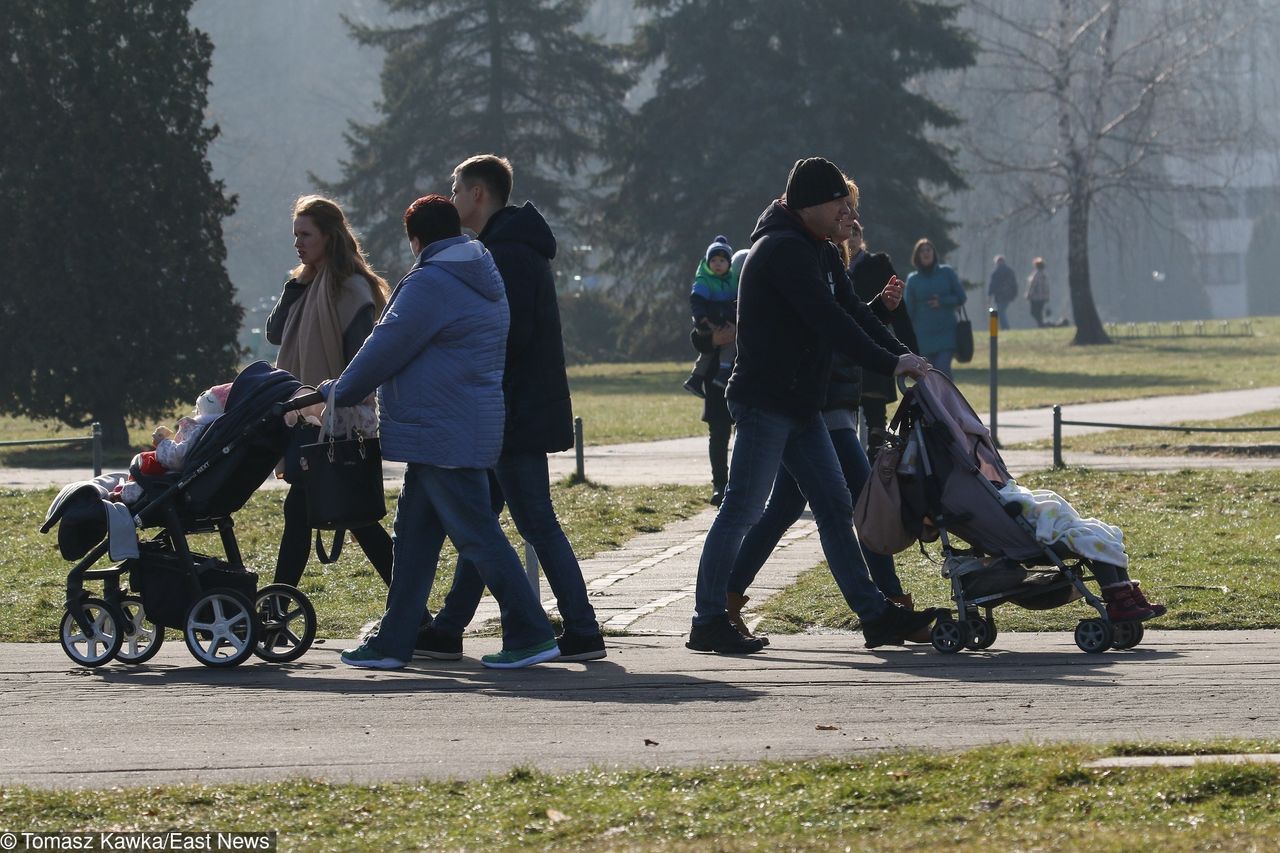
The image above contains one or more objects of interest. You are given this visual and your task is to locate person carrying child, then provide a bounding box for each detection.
[683,235,739,505]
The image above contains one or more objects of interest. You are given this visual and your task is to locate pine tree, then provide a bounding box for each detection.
[601,0,975,359]
[0,0,242,447]
[322,0,634,273]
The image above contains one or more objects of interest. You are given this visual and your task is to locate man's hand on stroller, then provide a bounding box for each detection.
[894,353,930,379]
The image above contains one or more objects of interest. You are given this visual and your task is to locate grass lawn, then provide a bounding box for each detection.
[0,481,706,643]
[4,741,1280,850]
[759,468,1280,635]
[4,318,1275,463]
[1012,408,1280,457]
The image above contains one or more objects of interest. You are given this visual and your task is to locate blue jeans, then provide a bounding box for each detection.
[693,402,889,626]
[926,348,954,378]
[369,462,554,660]
[728,427,904,599]
[434,451,598,638]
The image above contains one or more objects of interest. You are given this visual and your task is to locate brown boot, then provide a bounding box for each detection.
[727,591,752,636]
[888,594,933,643]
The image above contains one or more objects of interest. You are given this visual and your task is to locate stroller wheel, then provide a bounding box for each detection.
[184,588,259,668]
[115,595,165,665]
[253,584,317,663]
[59,598,125,667]
[931,618,970,654]
[1111,621,1144,650]
[1074,618,1113,654]
[965,617,997,650]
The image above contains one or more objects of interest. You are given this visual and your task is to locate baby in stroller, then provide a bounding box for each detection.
[863,369,1165,654]
[116,382,233,505]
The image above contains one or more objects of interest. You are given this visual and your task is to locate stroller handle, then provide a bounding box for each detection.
[271,390,325,416]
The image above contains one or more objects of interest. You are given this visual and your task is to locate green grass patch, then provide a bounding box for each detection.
[4,741,1280,850]
[1013,408,1280,457]
[0,481,706,642]
[759,469,1280,634]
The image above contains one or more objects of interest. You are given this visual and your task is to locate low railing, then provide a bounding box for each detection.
[0,423,103,476]
[1051,407,1280,468]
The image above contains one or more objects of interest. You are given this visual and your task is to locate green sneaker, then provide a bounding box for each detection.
[340,642,406,670]
[481,638,561,669]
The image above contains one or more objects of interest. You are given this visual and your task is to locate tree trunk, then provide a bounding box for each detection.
[94,409,130,450]
[1066,189,1112,345]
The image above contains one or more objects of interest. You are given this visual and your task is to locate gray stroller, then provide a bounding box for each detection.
[874,370,1146,654]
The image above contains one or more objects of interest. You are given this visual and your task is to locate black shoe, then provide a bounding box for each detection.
[414,625,463,660]
[683,376,706,398]
[862,603,940,649]
[557,631,607,662]
[686,615,766,655]
[709,489,724,507]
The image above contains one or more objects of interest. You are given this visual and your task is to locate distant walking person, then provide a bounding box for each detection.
[904,238,966,378]
[266,195,394,590]
[987,255,1018,330]
[1027,256,1050,327]
[682,235,738,506]
[413,154,606,663]
[687,157,935,655]
[324,195,559,670]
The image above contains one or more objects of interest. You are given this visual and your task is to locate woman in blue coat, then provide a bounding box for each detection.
[904,238,966,378]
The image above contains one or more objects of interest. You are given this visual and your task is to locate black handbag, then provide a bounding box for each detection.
[298,387,387,531]
[954,305,975,363]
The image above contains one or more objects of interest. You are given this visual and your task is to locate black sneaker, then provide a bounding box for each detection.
[414,625,463,660]
[709,489,724,507]
[862,602,941,649]
[557,631,607,662]
[686,615,766,655]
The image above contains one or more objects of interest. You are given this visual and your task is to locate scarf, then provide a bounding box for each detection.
[275,266,372,387]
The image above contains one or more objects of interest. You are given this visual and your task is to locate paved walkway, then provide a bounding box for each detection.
[4,386,1280,787]
[4,630,1279,788]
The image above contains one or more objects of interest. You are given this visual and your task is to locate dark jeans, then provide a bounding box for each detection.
[368,462,554,660]
[728,427,904,599]
[1030,299,1047,327]
[924,348,954,378]
[273,484,394,588]
[693,402,889,626]
[994,299,1012,329]
[434,451,598,638]
[703,380,732,493]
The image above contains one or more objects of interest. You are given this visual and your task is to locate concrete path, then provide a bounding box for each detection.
[4,630,1279,788]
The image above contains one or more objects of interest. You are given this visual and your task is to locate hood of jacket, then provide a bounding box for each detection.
[478,202,557,262]
[416,236,504,301]
[750,199,823,247]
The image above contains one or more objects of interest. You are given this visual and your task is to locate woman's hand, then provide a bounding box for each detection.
[880,276,904,310]
[927,295,941,309]
[893,354,929,378]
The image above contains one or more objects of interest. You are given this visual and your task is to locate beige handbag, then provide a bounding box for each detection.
[854,444,917,555]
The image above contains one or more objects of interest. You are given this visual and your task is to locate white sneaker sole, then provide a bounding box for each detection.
[481,646,562,669]
[341,655,406,670]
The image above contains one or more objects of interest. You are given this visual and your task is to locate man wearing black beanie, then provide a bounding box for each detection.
[687,157,936,655]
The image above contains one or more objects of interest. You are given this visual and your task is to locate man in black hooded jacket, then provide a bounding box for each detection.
[416,154,605,663]
[687,157,937,655]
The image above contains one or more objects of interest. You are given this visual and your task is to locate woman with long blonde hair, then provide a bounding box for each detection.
[266,195,393,588]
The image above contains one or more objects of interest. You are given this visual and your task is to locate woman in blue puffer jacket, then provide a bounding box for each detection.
[904,238,966,377]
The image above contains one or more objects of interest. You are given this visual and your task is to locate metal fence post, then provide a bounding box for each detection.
[574,416,584,481]
[1052,405,1064,469]
[988,308,999,447]
[91,422,103,477]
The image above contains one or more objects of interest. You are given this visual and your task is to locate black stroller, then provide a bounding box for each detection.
[879,370,1145,654]
[42,361,319,668]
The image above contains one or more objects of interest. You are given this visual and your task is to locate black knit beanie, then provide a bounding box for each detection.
[784,157,849,210]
